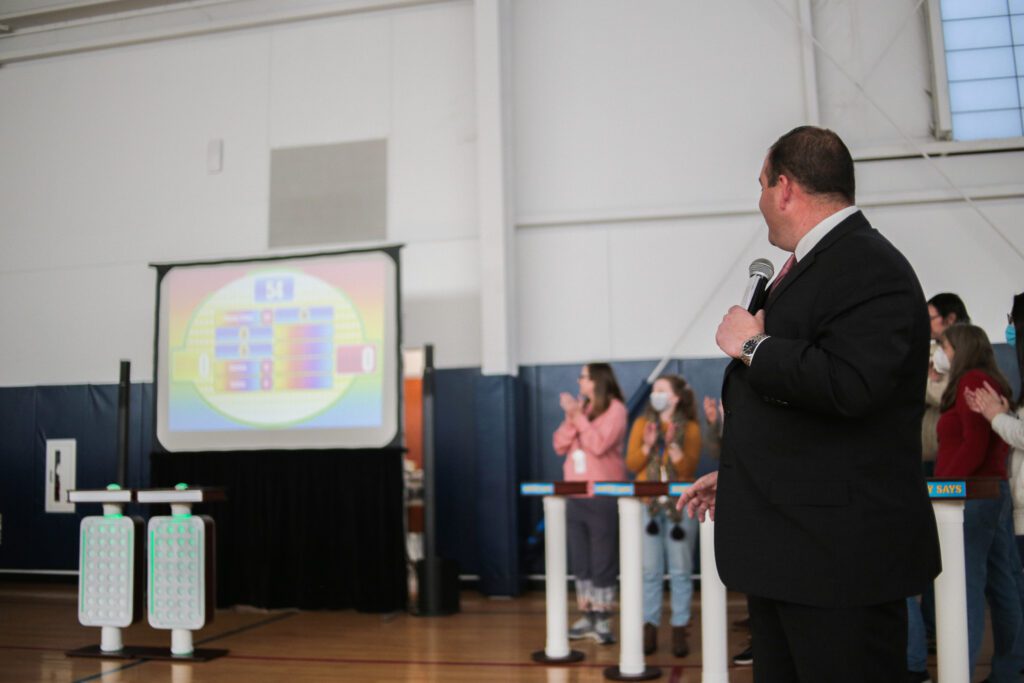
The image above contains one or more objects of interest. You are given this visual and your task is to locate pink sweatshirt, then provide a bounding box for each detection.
[552,398,628,485]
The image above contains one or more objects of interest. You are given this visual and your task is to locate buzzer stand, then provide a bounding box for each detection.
[928,477,999,683]
[521,482,588,664]
[590,481,727,682]
[134,484,227,662]
[66,484,144,659]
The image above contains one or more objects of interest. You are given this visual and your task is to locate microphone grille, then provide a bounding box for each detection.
[749,258,775,279]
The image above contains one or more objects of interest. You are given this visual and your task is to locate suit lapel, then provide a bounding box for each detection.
[764,211,867,313]
[764,250,815,312]
[722,211,868,390]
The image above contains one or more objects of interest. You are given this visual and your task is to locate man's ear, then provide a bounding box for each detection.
[777,174,795,208]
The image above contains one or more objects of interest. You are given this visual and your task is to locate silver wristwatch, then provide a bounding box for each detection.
[740,333,769,366]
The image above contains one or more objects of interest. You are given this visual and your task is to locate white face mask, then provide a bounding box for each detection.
[650,392,672,412]
[933,346,951,375]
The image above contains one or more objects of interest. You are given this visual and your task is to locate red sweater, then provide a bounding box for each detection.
[935,369,1009,478]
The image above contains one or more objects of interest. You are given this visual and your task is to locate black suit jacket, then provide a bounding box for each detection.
[716,210,941,608]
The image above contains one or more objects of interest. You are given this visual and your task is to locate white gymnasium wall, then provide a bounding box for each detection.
[512,0,1024,364]
[0,0,1021,384]
[0,1,478,385]
[512,0,807,362]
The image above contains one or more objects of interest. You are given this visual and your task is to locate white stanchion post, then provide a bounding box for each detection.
[99,626,123,653]
[618,498,645,676]
[604,497,659,680]
[543,496,570,659]
[169,501,195,656]
[699,518,729,683]
[532,494,583,664]
[100,502,124,653]
[170,502,191,517]
[171,628,194,656]
[932,500,969,683]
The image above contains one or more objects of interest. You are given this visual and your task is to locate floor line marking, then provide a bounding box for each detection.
[221,652,727,670]
[194,611,299,646]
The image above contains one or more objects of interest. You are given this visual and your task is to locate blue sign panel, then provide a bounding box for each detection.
[928,481,967,499]
[520,482,555,496]
[594,482,635,497]
[669,482,693,497]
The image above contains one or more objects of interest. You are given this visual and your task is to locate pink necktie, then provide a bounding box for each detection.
[769,254,796,293]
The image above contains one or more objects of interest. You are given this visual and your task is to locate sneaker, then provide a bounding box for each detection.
[568,615,594,640]
[904,670,931,683]
[592,616,616,645]
[671,625,690,657]
[732,644,753,666]
[643,622,657,655]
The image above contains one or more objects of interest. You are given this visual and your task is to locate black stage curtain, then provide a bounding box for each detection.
[150,448,407,612]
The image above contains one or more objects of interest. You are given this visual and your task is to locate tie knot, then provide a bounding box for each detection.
[769,254,796,293]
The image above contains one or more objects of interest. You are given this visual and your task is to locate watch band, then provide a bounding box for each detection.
[740,333,769,366]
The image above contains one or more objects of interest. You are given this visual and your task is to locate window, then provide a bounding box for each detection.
[927,0,1024,141]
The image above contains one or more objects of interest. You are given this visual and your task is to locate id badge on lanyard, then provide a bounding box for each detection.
[571,449,587,475]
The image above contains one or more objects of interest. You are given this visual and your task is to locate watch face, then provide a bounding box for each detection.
[743,338,757,354]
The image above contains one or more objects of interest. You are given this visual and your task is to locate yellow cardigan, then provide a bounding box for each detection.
[626,415,701,481]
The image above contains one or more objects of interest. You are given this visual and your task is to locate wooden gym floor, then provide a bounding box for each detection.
[0,581,955,682]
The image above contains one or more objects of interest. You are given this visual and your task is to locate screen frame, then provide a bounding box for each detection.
[151,246,402,452]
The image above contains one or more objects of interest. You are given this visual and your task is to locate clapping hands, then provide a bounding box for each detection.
[965,381,1011,422]
[559,392,583,419]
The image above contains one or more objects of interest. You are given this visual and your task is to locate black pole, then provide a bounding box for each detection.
[414,344,458,615]
[422,345,436,561]
[116,360,130,486]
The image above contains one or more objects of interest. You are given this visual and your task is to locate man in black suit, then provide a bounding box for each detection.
[680,126,941,682]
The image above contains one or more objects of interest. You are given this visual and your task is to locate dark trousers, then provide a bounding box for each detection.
[566,497,619,587]
[748,594,906,683]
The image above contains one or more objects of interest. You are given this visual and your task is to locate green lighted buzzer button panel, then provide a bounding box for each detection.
[78,515,144,628]
[146,515,216,631]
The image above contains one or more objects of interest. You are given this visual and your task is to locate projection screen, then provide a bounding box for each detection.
[153,248,400,451]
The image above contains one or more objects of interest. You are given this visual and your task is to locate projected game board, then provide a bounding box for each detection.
[156,250,398,450]
[171,270,376,426]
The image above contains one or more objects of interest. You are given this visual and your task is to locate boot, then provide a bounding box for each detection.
[672,625,690,657]
[643,622,657,655]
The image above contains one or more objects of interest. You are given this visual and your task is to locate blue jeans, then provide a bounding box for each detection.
[906,595,927,672]
[963,481,1024,682]
[641,505,698,627]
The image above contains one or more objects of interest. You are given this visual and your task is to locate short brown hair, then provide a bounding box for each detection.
[766,126,855,204]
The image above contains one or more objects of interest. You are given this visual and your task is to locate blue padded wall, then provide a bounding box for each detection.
[1,348,1018,595]
[0,383,153,570]
[431,368,481,577]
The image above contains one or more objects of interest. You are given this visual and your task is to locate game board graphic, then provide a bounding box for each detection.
[169,269,377,428]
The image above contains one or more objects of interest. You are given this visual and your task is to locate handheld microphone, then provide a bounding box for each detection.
[740,258,775,313]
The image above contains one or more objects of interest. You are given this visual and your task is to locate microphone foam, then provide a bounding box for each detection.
[748,258,775,280]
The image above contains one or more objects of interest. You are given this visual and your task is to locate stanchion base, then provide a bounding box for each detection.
[125,646,229,662]
[65,645,229,662]
[603,665,662,681]
[531,649,585,664]
[64,645,134,660]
